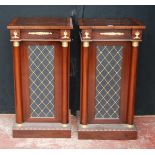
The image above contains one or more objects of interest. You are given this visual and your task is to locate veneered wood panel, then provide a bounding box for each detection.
[7,17,73,29]
[78,18,145,29]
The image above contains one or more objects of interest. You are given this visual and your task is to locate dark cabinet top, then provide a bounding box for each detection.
[78,18,145,29]
[7,17,73,30]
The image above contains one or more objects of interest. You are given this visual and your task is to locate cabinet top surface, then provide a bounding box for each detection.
[7,17,73,29]
[78,18,145,29]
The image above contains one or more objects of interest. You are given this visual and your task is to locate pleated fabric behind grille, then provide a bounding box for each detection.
[28,45,55,118]
[95,46,123,119]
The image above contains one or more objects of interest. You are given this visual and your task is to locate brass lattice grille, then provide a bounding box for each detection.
[28,45,55,118]
[95,46,123,119]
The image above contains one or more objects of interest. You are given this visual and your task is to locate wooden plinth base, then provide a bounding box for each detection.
[77,117,137,140]
[13,122,71,138]
[78,124,137,140]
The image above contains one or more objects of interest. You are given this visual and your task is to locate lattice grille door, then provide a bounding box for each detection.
[28,45,55,118]
[95,46,123,119]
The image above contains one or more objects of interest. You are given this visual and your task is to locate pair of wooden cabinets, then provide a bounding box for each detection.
[7,17,145,139]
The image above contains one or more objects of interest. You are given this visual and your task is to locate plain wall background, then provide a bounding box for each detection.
[0,5,154,115]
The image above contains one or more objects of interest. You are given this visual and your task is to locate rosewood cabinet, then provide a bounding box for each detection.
[7,17,73,138]
[78,18,145,140]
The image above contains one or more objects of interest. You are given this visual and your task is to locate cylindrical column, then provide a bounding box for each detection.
[127,41,139,125]
[13,41,23,124]
[81,41,89,127]
[62,41,69,127]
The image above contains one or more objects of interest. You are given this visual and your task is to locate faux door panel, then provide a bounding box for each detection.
[28,45,55,118]
[21,42,62,122]
[95,45,123,119]
[88,42,131,124]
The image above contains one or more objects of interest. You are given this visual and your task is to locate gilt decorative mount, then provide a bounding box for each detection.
[28,32,53,35]
[134,31,140,39]
[10,30,20,41]
[62,30,69,39]
[100,32,124,36]
[81,30,92,40]
[13,31,19,38]
[132,30,142,40]
[84,31,90,39]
